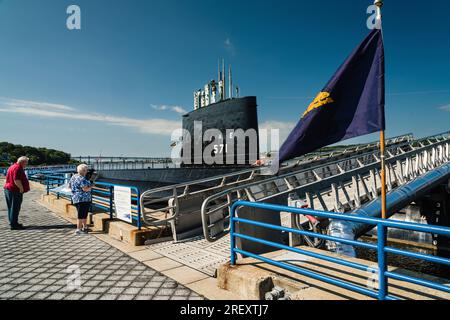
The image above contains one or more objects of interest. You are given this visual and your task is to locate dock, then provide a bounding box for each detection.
[3,176,445,300]
[0,179,215,300]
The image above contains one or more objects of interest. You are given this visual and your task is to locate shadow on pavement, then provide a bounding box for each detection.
[23,224,77,231]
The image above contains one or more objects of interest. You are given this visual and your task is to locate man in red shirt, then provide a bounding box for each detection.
[4,156,30,230]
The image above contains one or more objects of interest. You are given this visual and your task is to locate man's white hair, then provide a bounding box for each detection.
[17,156,29,164]
[77,164,89,174]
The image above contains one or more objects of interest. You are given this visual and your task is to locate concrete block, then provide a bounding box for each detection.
[92,213,110,232]
[107,221,137,244]
[217,262,273,300]
[105,220,168,246]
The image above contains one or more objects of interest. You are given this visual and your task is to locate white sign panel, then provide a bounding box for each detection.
[114,186,132,223]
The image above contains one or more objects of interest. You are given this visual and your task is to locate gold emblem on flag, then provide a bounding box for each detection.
[302,92,334,118]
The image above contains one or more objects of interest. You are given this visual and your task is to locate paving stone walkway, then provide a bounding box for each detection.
[0,183,204,300]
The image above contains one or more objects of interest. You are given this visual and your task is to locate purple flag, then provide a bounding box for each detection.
[279,29,385,163]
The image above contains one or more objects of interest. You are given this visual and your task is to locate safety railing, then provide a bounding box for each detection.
[38,174,142,229]
[43,175,70,198]
[230,201,450,300]
[140,133,414,230]
[203,132,450,242]
[91,181,142,230]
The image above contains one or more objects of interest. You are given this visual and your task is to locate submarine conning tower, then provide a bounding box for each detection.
[181,60,260,168]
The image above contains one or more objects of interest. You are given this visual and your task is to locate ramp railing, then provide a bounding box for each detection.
[230,201,450,300]
[139,134,414,240]
[202,132,450,242]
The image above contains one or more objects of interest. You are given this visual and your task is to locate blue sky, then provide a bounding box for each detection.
[0,0,449,157]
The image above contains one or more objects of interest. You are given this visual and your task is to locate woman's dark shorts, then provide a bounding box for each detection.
[75,202,91,220]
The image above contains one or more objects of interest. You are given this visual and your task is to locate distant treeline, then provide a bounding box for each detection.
[0,142,76,167]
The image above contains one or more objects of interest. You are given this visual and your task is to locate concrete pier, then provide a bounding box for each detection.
[0,179,203,300]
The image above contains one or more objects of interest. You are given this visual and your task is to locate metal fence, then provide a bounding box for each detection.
[230,200,450,300]
[33,173,142,229]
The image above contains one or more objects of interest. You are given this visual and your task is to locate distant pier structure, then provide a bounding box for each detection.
[73,156,175,170]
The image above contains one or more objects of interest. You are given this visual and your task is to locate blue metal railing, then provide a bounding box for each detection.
[230,201,450,300]
[91,181,142,230]
[36,174,142,230]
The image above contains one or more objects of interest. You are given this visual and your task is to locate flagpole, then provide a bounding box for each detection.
[374,0,387,220]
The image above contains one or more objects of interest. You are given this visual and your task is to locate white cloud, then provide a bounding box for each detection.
[438,104,450,111]
[259,120,296,139]
[0,97,181,136]
[171,106,187,114]
[0,97,75,111]
[258,120,296,153]
[151,104,187,114]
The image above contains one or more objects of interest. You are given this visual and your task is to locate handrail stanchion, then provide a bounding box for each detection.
[377,224,388,300]
[109,186,114,220]
[46,177,50,195]
[136,188,142,230]
[230,203,237,266]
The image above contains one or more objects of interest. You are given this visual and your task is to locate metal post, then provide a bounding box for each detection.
[230,204,237,265]
[377,224,388,300]
[380,130,387,219]
[136,189,141,230]
[109,186,114,220]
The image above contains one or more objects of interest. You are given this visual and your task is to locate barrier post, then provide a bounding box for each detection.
[46,177,50,195]
[230,203,237,266]
[109,186,114,220]
[377,223,388,300]
[136,188,142,230]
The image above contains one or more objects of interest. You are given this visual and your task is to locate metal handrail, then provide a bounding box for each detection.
[93,181,142,229]
[139,169,257,226]
[201,134,450,242]
[39,174,142,229]
[230,200,450,300]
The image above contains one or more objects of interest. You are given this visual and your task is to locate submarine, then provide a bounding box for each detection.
[97,61,260,191]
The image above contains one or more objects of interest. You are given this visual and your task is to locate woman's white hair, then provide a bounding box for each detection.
[17,156,29,164]
[77,164,89,174]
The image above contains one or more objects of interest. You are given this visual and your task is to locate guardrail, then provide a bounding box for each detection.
[35,174,142,229]
[92,181,142,230]
[202,132,450,242]
[230,201,450,300]
[139,134,414,233]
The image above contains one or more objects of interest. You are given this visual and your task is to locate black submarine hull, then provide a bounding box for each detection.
[98,96,259,191]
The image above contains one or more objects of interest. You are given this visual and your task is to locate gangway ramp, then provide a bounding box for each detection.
[140,134,413,241]
[146,235,231,276]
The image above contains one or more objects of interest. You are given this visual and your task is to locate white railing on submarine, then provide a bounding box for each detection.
[200,131,450,242]
[139,133,415,241]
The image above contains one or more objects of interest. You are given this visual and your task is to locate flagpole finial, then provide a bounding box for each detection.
[374,0,383,22]
[374,0,383,7]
